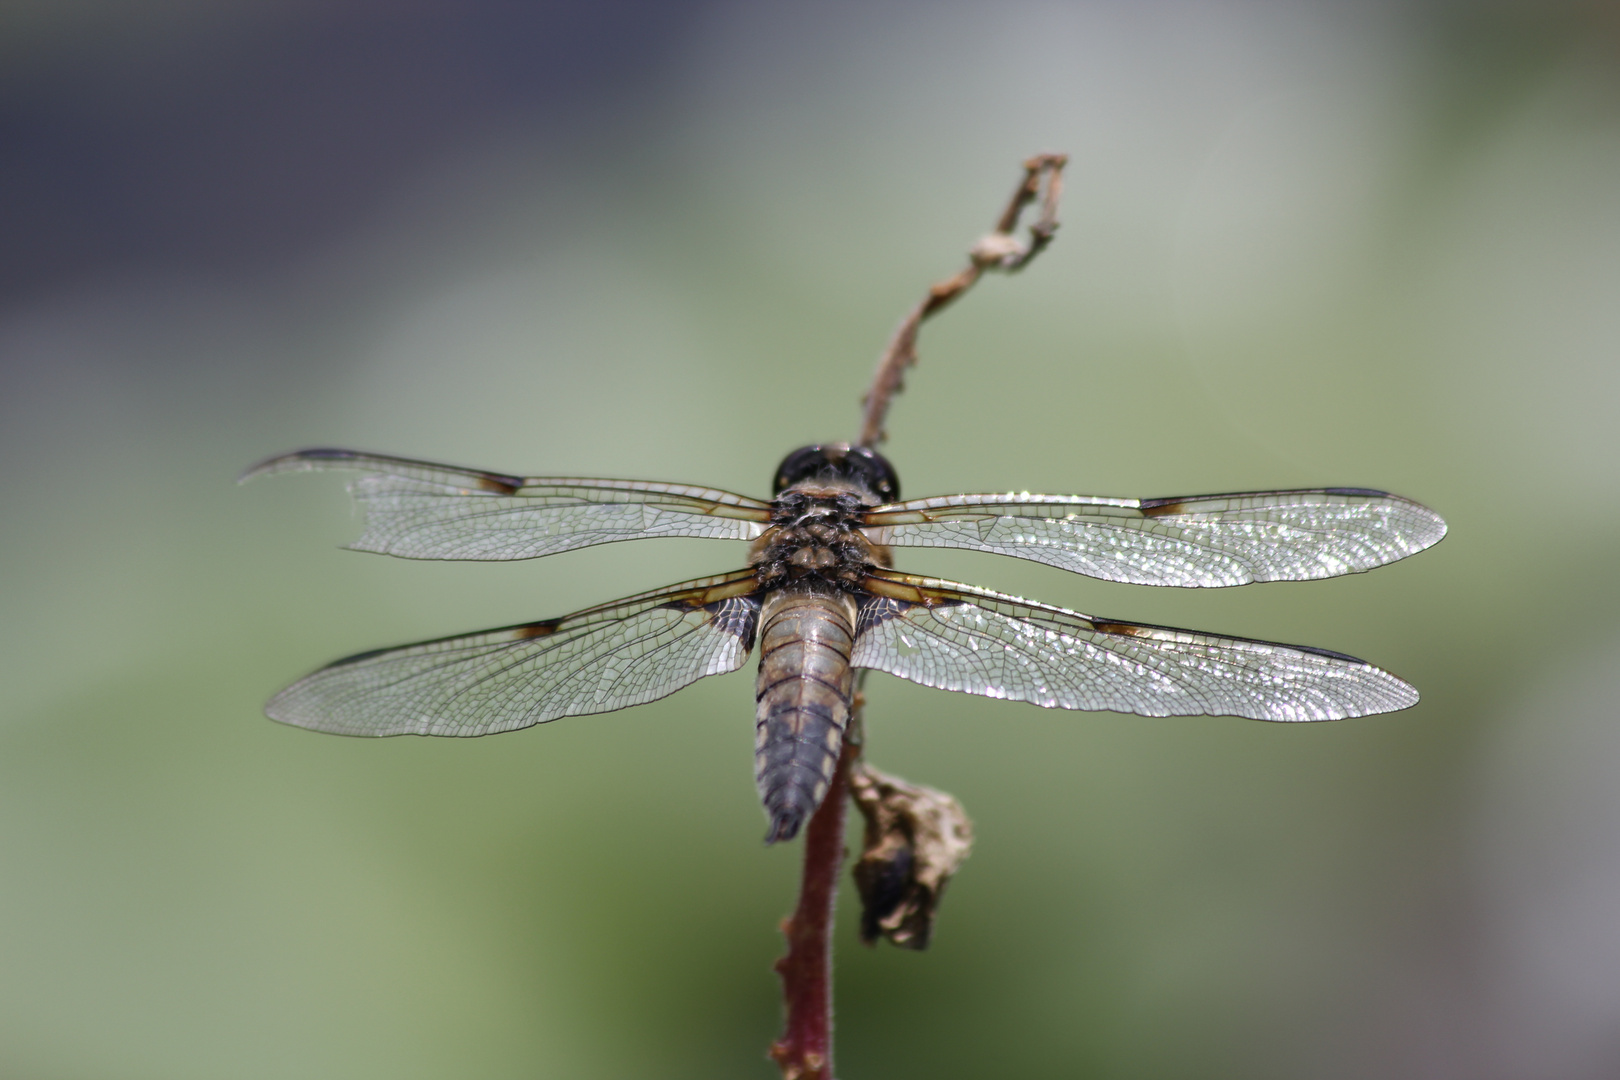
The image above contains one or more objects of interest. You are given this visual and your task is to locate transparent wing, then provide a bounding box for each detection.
[267,571,762,736]
[851,570,1417,720]
[862,489,1446,587]
[243,448,772,561]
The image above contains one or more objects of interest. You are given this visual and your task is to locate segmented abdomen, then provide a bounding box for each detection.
[754,589,858,843]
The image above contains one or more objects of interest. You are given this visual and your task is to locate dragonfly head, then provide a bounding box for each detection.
[773,443,901,504]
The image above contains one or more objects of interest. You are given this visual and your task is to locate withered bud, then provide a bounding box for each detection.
[848,761,974,950]
[968,231,1026,267]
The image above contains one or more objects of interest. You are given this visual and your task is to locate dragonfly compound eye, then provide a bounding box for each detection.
[772,443,901,503]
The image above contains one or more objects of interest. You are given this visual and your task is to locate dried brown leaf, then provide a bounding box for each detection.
[848,761,974,950]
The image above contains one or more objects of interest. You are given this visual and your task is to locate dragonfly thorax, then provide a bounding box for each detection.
[752,488,882,592]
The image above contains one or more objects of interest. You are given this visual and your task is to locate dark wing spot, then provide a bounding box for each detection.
[856,594,913,635]
[655,594,761,648]
[514,619,562,639]
[707,596,762,649]
[477,473,523,495]
[1136,498,1185,517]
[1322,487,1391,498]
[1090,620,1143,637]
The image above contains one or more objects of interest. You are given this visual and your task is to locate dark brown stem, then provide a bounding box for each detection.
[856,152,1068,448]
[769,732,861,1080]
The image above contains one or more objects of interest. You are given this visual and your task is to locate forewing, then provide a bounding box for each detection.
[243,448,772,560]
[862,489,1446,587]
[851,570,1417,720]
[267,571,762,736]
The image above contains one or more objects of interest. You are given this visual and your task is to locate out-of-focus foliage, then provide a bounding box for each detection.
[2,3,1618,1077]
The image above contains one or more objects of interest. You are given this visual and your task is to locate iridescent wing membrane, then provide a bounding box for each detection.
[249,449,1443,735]
[244,449,772,560]
[861,489,1447,587]
[267,571,762,736]
[856,570,1415,721]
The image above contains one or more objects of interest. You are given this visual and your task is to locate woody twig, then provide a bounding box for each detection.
[856,153,1067,449]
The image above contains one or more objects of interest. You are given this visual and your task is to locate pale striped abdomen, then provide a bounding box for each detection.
[754,589,858,842]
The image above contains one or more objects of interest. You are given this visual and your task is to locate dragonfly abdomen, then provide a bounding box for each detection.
[754,589,859,843]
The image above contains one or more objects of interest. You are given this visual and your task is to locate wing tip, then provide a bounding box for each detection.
[238,448,365,484]
[1372,674,1421,715]
[1420,511,1449,549]
[1266,668,1420,721]
[265,693,420,737]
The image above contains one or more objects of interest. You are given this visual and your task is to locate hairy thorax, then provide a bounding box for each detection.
[749,482,891,593]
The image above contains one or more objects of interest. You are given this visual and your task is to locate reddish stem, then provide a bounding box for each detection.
[769,739,858,1080]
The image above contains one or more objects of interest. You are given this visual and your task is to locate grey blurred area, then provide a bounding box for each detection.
[2,2,1619,1077]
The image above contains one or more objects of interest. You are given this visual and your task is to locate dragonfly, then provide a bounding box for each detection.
[245,443,1445,842]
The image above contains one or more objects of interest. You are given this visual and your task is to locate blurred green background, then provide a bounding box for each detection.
[3,3,1618,1077]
